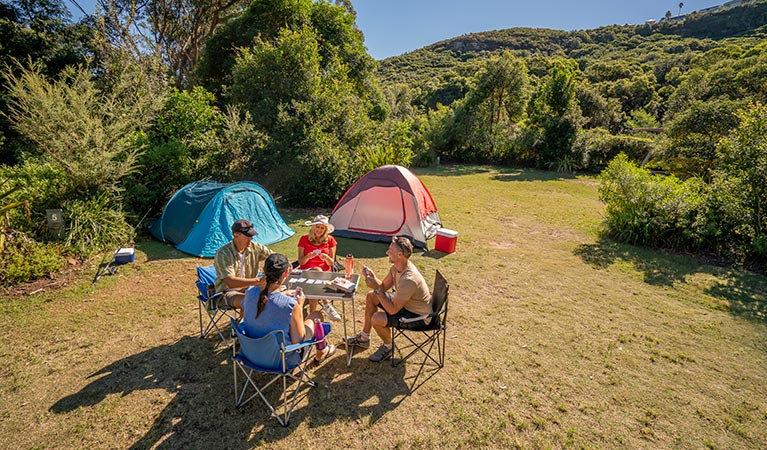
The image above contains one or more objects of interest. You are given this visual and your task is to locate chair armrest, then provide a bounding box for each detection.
[398,308,445,324]
[399,313,431,324]
[205,291,223,310]
[284,340,318,353]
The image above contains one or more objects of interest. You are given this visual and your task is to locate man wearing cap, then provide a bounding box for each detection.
[213,219,273,313]
[344,236,431,362]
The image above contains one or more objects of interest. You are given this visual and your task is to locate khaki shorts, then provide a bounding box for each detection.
[216,288,244,308]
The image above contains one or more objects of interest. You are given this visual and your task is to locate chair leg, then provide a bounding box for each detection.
[200,307,235,347]
[199,300,204,338]
[232,356,318,426]
[391,328,397,367]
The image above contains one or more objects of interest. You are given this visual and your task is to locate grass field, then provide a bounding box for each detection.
[1,165,766,449]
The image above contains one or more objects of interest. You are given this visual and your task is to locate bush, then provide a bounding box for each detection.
[3,62,164,201]
[0,162,66,238]
[123,137,193,216]
[0,230,63,286]
[63,195,134,257]
[581,128,654,171]
[599,154,708,249]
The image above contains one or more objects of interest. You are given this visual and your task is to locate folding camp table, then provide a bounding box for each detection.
[285,270,361,366]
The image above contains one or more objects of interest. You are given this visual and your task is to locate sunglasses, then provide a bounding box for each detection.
[391,236,408,251]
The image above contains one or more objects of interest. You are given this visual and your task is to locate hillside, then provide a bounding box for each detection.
[377,2,767,86]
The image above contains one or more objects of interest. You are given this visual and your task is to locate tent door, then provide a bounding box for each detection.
[348,186,406,234]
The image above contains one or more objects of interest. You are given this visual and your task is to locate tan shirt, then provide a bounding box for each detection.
[213,240,272,293]
[390,260,431,316]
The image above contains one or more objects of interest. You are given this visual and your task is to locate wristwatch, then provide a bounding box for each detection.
[374,286,382,295]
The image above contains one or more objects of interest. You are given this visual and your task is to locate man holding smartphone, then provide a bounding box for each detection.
[344,236,431,362]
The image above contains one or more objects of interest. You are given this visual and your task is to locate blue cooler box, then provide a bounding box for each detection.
[115,247,135,264]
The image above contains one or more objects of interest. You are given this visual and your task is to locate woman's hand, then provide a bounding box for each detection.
[319,253,333,265]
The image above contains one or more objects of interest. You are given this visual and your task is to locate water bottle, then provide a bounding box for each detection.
[345,254,354,278]
[313,318,327,350]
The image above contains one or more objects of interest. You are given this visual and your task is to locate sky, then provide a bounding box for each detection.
[67,0,727,60]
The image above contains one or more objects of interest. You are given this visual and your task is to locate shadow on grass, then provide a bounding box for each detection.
[49,334,417,448]
[492,167,578,182]
[421,249,448,259]
[135,239,191,262]
[411,164,492,177]
[574,236,767,322]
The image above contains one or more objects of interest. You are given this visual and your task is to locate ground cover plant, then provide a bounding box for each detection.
[1,166,765,449]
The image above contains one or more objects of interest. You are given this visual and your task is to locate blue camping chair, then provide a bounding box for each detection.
[195,265,237,345]
[231,318,332,426]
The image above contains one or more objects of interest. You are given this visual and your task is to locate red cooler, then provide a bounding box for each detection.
[435,228,458,254]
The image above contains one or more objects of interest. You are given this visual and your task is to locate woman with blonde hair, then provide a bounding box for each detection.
[296,215,342,321]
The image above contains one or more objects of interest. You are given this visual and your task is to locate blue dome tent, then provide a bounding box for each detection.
[149,180,294,257]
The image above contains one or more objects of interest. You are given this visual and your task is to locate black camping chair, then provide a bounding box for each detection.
[390,270,449,390]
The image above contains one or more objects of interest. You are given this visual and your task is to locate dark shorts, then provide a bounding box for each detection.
[377,303,427,328]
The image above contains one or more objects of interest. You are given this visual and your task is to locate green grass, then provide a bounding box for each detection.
[1,165,766,449]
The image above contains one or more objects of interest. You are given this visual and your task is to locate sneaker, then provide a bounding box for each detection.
[322,301,342,322]
[369,344,393,362]
[344,332,370,350]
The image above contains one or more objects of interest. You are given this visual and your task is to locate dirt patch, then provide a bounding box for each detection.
[1,258,90,298]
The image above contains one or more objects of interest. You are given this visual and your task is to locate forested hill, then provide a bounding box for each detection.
[377,2,767,85]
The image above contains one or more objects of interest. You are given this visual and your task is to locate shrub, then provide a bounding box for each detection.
[599,153,708,249]
[3,62,164,201]
[63,195,134,257]
[0,230,63,286]
[123,137,193,216]
[0,162,66,238]
[581,128,654,171]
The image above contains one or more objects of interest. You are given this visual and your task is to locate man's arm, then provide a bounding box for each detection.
[220,275,264,289]
[374,288,409,315]
[372,270,412,315]
[363,266,394,292]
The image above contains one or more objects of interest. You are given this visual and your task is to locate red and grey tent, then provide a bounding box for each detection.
[329,165,441,248]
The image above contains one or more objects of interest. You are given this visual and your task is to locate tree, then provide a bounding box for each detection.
[0,0,93,164]
[194,0,384,118]
[529,59,583,169]
[93,0,251,86]
[2,61,165,200]
[229,25,378,206]
[450,51,530,161]
[709,103,767,264]
[678,2,684,16]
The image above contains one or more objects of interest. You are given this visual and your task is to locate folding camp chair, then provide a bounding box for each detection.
[195,265,237,346]
[231,318,332,426]
[332,256,345,272]
[390,270,449,389]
